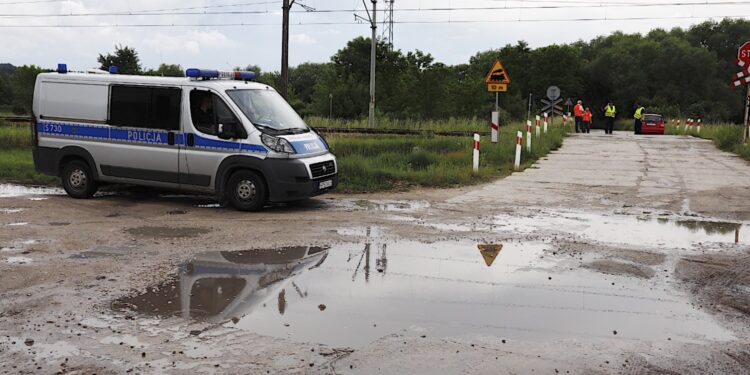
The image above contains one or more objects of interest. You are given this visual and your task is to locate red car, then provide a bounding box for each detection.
[641,113,665,135]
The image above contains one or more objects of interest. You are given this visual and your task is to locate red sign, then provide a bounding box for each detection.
[739,41,750,67]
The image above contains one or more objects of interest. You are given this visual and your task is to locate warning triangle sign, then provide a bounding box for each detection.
[477,244,503,267]
[484,60,511,85]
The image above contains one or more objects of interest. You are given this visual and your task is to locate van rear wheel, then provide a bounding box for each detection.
[61,160,98,199]
[227,170,267,211]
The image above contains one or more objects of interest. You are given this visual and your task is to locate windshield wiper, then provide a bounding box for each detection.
[253,124,283,135]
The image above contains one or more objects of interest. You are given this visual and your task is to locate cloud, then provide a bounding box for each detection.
[143,30,231,55]
[290,33,316,45]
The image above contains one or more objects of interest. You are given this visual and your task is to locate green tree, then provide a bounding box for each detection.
[9,65,44,114]
[144,63,184,77]
[97,44,142,75]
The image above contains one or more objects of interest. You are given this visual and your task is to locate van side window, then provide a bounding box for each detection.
[190,91,241,136]
[110,85,181,131]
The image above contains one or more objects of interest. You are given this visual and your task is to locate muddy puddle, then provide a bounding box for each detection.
[0,184,64,198]
[329,199,430,212]
[112,241,733,348]
[490,211,746,247]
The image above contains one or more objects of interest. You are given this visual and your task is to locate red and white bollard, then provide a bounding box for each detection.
[697,118,702,133]
[514,131,522,170]
[532,119,539,138]
[535,115,541,129]
[687,118,693,131]
[490,111,499,144]
[526,121,532,152]
[543,112,549,133]
[473,133,480,174]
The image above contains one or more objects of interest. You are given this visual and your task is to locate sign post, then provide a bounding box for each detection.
[730,41,750,143]
[485,59,511,144]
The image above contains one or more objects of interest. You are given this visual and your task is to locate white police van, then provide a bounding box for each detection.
[31,65,338,211]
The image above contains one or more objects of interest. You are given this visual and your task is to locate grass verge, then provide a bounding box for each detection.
[328,121,566,192]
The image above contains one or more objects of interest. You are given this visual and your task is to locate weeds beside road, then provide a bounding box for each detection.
[0,119,567,191]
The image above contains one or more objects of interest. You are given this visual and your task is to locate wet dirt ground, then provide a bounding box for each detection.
[1,131,750,374]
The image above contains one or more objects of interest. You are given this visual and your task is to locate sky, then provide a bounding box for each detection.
[1,0,750,73]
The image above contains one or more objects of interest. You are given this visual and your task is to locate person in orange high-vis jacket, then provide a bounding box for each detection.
[573,100,585,133]
[582,107,592,134]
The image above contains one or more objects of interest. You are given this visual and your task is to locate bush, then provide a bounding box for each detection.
[408,148,434,170]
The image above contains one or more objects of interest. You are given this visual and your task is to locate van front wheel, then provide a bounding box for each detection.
[227,170,267,211]
[61,160,98,199]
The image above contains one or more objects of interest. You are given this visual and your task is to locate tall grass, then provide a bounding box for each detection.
[0,124,31,149]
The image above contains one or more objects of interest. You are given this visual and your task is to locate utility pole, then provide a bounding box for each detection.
[381,0,395,51]
[368,0,377,128]
[280,0,295,99]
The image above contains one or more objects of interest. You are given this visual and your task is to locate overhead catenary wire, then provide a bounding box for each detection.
[0,13,749,27]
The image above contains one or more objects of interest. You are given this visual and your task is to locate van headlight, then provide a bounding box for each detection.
[261,133,296,154]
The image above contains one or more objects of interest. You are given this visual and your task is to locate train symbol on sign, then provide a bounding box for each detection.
[484,59,511,85]
[489,69,507,82]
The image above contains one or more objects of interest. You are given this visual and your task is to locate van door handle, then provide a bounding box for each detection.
[187,133,195,147]
[167,132,175,146]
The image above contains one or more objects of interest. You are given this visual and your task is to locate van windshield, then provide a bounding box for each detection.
[226,89,309,135]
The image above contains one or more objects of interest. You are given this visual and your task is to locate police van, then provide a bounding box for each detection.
[31,65,338,211]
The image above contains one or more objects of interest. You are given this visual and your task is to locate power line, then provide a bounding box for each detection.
[0,13,747,27]
[2,0,749,17]
[0,0,66,5]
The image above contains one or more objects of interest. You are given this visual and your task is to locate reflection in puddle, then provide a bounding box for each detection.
[112,241,732,348]
[331,199,430,212]
[494,212,746,247]
[112,247,328,323]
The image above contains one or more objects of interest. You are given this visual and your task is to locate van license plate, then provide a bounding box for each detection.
[319,180,333,189]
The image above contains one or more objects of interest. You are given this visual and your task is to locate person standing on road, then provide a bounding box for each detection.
[583,107,592,134]
[633,103,645,135]
[573,100,584,133]
[604,100,617,134]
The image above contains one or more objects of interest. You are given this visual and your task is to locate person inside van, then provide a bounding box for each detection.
[192,93,215,133]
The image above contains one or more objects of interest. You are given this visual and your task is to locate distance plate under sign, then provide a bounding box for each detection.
[487,84,507,92]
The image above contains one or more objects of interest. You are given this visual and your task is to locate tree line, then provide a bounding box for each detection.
[2,19,750,123]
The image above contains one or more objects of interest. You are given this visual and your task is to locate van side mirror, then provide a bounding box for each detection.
[217,122,245,140]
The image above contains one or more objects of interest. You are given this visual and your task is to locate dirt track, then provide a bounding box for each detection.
[1,130,750,374]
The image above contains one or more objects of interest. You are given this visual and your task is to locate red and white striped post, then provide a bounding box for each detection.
[535,115,541,129]
[532,119,539,138]
[543,112,549,133]
[473,133,480,174]
[697,118,702,133]
[490,112,499,143]
[514,131,522,170]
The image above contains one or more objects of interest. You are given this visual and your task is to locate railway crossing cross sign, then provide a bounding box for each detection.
[485,59,511,92]
[732,41,750,87]
[540,98,564,116]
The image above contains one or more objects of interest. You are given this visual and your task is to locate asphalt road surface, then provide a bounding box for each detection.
[1,130,749,374]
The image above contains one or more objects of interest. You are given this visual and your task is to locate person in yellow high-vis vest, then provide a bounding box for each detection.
[603,100,617,134]
[633,103,645,135]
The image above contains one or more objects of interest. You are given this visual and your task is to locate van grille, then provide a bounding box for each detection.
[310,160,336,179]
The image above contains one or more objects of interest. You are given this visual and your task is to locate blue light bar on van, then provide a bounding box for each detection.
[57,63,67,73]
[109,66,118,74]
[185,68,256,81]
